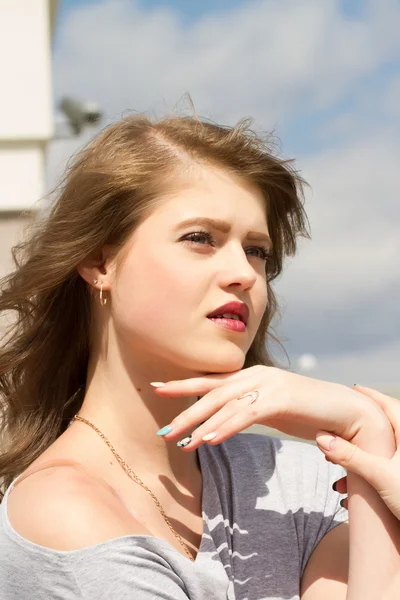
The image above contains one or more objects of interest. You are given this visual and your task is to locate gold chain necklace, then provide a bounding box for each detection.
[72,414,195,562]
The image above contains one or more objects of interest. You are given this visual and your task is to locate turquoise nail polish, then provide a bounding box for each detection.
[156,425,173,436]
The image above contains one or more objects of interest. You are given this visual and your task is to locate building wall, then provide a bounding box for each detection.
[0,0,54,142]
[0,0,55,212]
[0,0,56,335]
[0,142,46,211]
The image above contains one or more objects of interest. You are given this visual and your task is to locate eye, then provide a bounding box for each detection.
[182,231,215,246]
[246,246,272,261]
[182,231,271,262]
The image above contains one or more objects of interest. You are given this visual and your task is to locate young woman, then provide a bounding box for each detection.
[0,113,398,599]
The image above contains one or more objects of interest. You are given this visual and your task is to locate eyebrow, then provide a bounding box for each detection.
[174,217,273,249]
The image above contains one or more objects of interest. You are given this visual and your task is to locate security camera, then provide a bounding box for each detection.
[59,97,103,135]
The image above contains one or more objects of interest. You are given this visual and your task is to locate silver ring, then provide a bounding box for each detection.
[237,390,260,404]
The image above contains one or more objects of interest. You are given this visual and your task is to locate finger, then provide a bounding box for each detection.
[333,476,347,494]
[175,393,262,451]
[151,369,254,398]
[341,497,348,510]
[161,379,261,440]
[194,404,262,447]
[316,431,390,491]
[177,397,243,449]
[354,386,400,445]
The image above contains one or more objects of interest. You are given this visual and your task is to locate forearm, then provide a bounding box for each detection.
[346,421,400,600]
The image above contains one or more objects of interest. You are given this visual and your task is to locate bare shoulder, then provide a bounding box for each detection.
[7,465,149,551]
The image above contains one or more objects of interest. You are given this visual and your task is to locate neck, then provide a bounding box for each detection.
[74,348,203,490]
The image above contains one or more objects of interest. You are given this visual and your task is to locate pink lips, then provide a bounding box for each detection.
[208,316,246,332]
[207,301,249,326]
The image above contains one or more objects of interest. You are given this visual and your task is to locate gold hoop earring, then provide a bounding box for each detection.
[100,282,107,306]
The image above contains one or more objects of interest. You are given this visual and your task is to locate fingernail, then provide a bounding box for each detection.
[156,425,173,436]
[151,382,166,388]
[177,435,192,447]
[316,433,336,451]
[332,482,337,491]
[340,499,347,509]
[202,432,217,441]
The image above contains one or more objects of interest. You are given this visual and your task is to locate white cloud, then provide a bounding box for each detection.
[383,75,400,118]
[305,338,400,392]
[276,130,400,302]
[52,0,400,123]
[47,0,400,385]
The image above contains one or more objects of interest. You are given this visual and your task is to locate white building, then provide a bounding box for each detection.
[0,0,58,277]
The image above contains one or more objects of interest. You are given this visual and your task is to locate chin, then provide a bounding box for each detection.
[195,350,246,374]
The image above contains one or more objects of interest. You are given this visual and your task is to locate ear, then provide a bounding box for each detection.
[77,245,117,290]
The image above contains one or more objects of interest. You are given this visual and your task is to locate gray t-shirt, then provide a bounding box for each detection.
[0,433,347,599]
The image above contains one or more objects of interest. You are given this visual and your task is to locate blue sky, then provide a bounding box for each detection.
[54,0,400,158]
[49,0,400,387]
[60,0,250,25]
[59,0,368,22]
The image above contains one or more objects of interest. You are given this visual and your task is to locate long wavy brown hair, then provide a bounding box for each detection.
[0,109,309,499]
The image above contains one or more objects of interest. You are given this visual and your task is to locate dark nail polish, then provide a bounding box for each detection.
[177,435,193,447]
[340,498,347,509]
[332,482,337,491]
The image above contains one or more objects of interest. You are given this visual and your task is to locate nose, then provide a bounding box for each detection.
[216,243,258,291]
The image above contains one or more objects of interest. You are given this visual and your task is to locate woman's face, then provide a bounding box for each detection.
[110,166,271,374]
